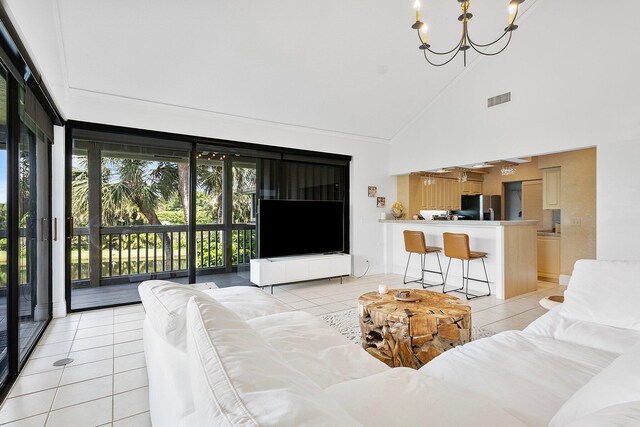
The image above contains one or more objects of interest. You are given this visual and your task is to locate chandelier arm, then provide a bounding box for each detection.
[415,29,463,56]
[422,44,463,67]
[466,8,518,48]
[467,29,509,48]
[425,39,463,56]
[468,31,512,57]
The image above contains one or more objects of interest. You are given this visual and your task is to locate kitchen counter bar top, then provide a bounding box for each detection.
[380,220,538,299]
[379,219,538,227]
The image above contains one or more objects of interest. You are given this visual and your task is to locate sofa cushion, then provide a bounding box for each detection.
[525,306,640,355]
[562,401,640,427]
[248,311,389,388]
[421,330,618,427]
[203,286,290,320]
[139,281,290,352]
[139,280,218,352]
[561,260,640,331]
[550,342,640,427]
[325,368,526,427]
[186,296,361,426]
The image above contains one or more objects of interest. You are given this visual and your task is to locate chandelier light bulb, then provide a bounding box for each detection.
[508,1,518,24]
[508,1,518,14]
[421,24,428,44]
[414,0,421,22]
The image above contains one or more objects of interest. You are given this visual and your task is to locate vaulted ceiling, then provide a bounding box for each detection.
[6,0,541,141]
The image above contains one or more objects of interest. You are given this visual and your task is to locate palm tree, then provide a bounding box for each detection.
[101,158,177,270]
[71,153,257,275]
[197,163,223,223]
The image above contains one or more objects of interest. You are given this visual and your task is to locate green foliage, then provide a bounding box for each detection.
[69,154,258,278]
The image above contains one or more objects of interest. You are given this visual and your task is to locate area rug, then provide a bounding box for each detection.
[320,308,495,345]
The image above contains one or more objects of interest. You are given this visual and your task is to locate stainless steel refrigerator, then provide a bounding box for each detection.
[459,195,502,220]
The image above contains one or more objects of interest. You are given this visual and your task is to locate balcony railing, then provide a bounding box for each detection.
[70,224,256,287]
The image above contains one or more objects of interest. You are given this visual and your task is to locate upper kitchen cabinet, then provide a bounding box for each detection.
[420,178,462,210]
[461,181,483,195]
[542,167,561,209]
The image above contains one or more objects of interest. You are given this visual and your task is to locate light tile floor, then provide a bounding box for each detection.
[0,273,563,426]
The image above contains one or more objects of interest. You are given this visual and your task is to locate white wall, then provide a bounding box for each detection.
[65,90,396,277]
[390,0,640,263]
[597,139,640,260]
[0,0,69,114]
[52,126,66,317]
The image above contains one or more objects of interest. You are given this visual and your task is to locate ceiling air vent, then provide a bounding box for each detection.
[488,92,511,108]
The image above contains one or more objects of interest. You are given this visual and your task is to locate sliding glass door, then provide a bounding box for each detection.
[17,90,51,363]
[0,18,60,398]
[0,67,8,386]
[193,148,256,286]
[0,63,53,396]
[66,124,349,309]
[69,136,192,310]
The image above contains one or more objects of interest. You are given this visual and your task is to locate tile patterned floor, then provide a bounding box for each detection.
[0,274,563,426]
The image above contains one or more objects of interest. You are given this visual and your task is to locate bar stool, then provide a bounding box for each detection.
[402,230,445,289]
[442,232,491,300]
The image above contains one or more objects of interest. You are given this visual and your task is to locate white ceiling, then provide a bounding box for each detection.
[8,0,540,141]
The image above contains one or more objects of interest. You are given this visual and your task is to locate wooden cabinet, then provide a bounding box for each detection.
[542,167,561,209]
[471,181,482,195]
[461,181,483,196]
[447,180,461,210]
[421,179,436,209]
[537,236,560,282]
[421,178,463,210]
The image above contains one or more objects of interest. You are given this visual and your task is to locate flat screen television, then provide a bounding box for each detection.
[258,200,345,258]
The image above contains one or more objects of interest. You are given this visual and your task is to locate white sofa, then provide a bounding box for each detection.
[140,260,640,426]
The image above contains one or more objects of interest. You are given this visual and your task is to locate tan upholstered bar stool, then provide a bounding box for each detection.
[402,230,445,289]
[442,232,491,300]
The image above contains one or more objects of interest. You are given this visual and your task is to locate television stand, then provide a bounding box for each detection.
[250,253,351,294]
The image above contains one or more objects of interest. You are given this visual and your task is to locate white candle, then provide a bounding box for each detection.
[378,284,388,295]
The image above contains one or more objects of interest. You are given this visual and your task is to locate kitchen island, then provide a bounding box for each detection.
[380,220,538,299]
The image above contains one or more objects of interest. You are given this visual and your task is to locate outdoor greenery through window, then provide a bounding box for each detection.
[67,125,348,310]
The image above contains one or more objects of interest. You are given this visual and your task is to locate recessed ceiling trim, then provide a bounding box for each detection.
[67,86,392,145]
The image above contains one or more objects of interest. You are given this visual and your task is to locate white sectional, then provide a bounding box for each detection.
[140,259,640,426]
[423,259,640,427]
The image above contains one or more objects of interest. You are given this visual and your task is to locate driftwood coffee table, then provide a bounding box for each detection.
[358,289,471,369]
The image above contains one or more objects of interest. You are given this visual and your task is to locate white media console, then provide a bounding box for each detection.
[250,253,351,293]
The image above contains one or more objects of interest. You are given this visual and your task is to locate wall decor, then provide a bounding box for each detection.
[368,186,377,197]
[377,197,386,208]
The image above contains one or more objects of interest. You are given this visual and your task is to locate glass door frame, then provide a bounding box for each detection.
[65,121,350,312]
[1,72,53,401]
[65,127,195,311]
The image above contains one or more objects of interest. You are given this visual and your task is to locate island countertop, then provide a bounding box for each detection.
[380,220,538,299]
[379,219,538,227]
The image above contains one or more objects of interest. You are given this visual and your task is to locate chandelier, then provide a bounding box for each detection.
[423,175,436,186]
[412,0,524,67]
[501,164,517,176]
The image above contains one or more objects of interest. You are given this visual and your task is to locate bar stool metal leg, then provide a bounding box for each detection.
[443,257,464,294]
[461,258,491,300]
[403,252,413,284]
[403,251,445,289]
[443,258,491,299]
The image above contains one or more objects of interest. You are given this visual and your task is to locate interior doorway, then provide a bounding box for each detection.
[503,181,522,220]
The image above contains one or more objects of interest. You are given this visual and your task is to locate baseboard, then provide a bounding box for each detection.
[53,301,67,319]
[559,275,571,286]
[538,275,559,284]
